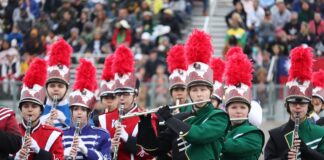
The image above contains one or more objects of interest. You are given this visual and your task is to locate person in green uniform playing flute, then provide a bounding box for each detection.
[137,29,230,160]
[220,48,264,160]
[265,46,324,160]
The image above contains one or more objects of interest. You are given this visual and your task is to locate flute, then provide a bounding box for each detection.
[121,100,210,119]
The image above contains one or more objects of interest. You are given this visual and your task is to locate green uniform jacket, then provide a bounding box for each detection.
[221,121,264,160]
[265,118,324,159]
[182,103,230,160]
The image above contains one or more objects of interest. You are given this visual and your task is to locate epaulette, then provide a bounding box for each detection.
[91,125,110,134]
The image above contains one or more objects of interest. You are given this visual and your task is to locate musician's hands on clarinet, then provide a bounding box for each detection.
[45,109,58,126]
[288,135,301,160]
[157,105,172,121]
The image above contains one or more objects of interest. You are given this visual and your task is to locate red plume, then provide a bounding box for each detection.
[225,53,253,87]
[113,45,134,74]
[167,44,187,73]
[48,39,73,67]
[225,47,243,60]
[101,54,115,80]
[312,70,324,88]
[23,58,47,88]
[74,58,97,92]
[288,46,313,82]
[185,29,213,64]
[211,57,225,82]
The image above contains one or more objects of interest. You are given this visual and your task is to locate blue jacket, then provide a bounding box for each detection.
[63,124,111,160]
[40,99,71,129]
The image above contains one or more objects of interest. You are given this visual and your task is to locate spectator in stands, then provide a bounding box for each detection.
[246,0,265,31]
[141,11,155,34]
[111,8,136,31]
[56,0,77,21]
[55,10,76,39]
[258,9,275,48]
[23,27,45,56]
[35,12,54,36]
[86,30,106,56]
[160,9,181,39]
[67,27,82,53]
[295,22,316,47]
[43,0,62,19]
[71,0,85,18]
[309,12,324,41]
[136,1,151,21]
[144,48,164,81]
[225,1,247,28]
[255,67,268,107]
[6,25,23,49]
[81,21,94,43]
[225,13,248,47]
[93,9,110,39]
[271,0,291,30]
[298,1,314,23]
[140,32,154,55]
[111,19,132,50]
[283,12,300,47]
[0,40,20,94]
[13,7,34,35]
[157,36,171,59]
[149,64,169,106]
[76,8,90,33]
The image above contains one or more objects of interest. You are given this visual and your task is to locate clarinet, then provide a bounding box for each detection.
[66,118,81,160]
[112,104,125,160]
[49,95,58,125]
[23,116,32,160]
[292,112,300,160]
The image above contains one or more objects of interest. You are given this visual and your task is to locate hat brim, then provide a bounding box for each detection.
[46,78,69,86]
[19,98,43,109]
[286,96,311,104]
[225,97,250,108]
[187,80,213,89]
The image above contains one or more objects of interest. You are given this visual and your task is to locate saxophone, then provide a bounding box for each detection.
[23,116,32,160]
[291,112,300,160]
[66,118,81,160]
[112,104,125,160]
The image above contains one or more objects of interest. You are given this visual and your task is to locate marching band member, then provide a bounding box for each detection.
[310,70,324,125]
[220,49,264,160]
[62,59,111,160]
[15,58,64,160]
[92,54,117,127]
[166,44,189,113]
[0,107,21,159]
[265,46,324,160]
[41,39,73,129]
[210,57,225,109]
[99,45,156,160]
[137,29,230,160]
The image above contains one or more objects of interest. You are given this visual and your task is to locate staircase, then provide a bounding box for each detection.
[182,0,233,57]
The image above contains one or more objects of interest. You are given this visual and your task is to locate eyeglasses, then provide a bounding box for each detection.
[115,92,134,97]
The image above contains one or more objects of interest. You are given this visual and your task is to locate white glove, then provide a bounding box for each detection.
[30,138,40,154]
[120,126,129,142]
[64,147,72,157]
[78,139,88,156]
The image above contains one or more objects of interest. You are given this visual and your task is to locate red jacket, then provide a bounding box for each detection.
[0,107,21,136]
[309,20,324,36]
[111,28,132,48]
[99,105,158,160]
[19,122,64,160]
